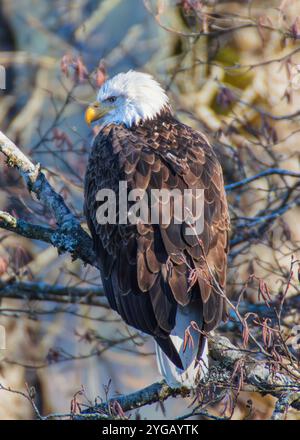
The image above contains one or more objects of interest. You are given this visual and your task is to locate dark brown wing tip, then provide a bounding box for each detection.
[155,336,184,370]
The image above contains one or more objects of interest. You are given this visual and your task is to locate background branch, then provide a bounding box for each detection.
[0,280,105,306]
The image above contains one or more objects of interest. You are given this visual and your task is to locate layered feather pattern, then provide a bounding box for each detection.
[84,109,230,385]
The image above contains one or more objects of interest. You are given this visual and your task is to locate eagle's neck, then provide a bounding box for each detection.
[132,105,175,130]
[96,106,177,143]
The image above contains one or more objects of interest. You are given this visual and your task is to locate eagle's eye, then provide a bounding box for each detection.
[106,96,117,103]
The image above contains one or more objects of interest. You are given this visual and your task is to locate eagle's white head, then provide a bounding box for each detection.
[85,70,170,128]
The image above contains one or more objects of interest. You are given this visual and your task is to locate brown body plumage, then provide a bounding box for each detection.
[84,108,230,370]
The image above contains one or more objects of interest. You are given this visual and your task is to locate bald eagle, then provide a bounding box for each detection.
[84,71,230,388]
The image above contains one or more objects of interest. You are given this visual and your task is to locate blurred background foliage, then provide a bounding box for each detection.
[0,0,299,419]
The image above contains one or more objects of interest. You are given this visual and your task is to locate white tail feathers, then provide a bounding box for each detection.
[155,303,208,388]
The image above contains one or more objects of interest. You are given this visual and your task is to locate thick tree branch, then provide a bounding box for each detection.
[209,336,300,410]
[271,394,296,420]
[77,381,188,419]
[76,335,300,419]
[0,131,96,266]
[0,210,54,243]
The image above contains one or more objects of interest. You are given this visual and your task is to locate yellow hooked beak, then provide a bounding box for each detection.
[85,101,110,126]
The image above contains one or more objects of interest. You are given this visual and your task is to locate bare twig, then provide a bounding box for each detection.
[225,168,300,192]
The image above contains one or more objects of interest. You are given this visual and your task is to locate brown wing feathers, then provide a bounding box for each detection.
[84,112,230,368]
